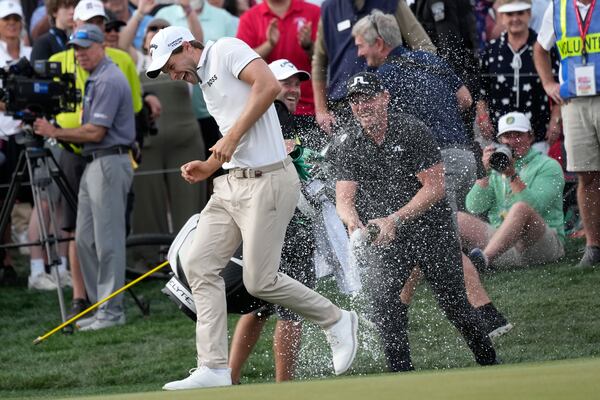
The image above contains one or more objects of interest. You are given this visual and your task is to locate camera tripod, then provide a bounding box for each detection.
[0,125,151,327]
[0,126,77,323]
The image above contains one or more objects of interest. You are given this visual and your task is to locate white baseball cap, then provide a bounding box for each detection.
[74,0,107,22]
[146,26,195,79]
[497,112,532,137]
[0,0,23,19]
[268,59,310,81]
[497,0,532,13]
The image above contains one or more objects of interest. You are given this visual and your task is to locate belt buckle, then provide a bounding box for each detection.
[246,169,262,178]
[232,168,263,178]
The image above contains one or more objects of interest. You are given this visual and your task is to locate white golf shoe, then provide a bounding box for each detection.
[325,309,358,375]
[163,366,232,390]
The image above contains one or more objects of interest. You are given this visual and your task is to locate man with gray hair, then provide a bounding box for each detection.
[311,0,436,134]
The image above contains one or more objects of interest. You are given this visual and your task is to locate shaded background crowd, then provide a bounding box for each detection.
[0,0,598,383]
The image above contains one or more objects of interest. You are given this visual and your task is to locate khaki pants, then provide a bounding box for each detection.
[184,161,340,368]
[562,96,600,172]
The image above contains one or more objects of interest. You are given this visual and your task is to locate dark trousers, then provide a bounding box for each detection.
[361,216,496,371]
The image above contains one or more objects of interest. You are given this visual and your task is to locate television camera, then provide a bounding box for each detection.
[0,57,80,325]
[0,57,80,143]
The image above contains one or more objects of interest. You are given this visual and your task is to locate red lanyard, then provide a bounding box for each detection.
[574,0,597,62]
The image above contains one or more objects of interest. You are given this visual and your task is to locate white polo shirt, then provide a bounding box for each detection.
[197,38,287,169]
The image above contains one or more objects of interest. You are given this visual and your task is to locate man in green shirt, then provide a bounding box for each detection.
[459,111,565,270]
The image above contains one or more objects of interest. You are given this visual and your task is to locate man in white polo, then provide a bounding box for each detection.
[146,27,358,390]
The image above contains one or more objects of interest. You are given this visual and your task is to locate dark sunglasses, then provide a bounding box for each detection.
[105,26,121,33]
[147,25,168,32]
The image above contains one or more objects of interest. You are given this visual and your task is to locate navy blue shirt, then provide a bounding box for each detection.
[376,46,469,148]
[321,0,397,101]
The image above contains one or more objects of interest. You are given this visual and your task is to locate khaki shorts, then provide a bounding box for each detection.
[486,224,565,267]
[561,96,600,172]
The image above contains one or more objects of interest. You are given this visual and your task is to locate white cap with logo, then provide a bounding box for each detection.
[146,26,195,79]
[0,0,23,19]
[74,0,107,22]
[268,59,310,81]
[497,112,532,137]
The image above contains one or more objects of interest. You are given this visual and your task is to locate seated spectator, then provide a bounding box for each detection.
[460,112,565,270]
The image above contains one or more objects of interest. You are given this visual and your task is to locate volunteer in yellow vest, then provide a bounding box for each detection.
[534,0,600,267]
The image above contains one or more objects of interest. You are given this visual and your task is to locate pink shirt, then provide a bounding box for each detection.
[237,0,320,116]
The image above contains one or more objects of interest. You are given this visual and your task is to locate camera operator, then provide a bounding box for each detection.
[459,112,565,270]
[34,24,135,331]
[47,0,146,319]
[0,0,34,286]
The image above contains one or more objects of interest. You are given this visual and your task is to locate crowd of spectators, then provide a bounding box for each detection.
[0,0,597,385]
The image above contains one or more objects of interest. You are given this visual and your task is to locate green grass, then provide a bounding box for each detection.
[0,239,598,399]
[45,358,600,400]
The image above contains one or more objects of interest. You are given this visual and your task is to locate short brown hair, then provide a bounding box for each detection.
[45,0,79,24]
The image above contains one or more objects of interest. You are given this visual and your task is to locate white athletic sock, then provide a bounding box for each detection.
[30,258,45,276]
[58,257,68,273]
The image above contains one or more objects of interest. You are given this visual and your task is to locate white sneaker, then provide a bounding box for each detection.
[163,366,232,391]
[27,273,57,291]
[325,309,358,375]
[79,314,126,331]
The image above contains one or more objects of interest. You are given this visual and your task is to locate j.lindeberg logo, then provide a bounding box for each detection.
[350,76,367,87]
[206,75,218,87]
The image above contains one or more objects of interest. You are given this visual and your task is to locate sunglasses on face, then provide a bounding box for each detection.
[105,26,121,33]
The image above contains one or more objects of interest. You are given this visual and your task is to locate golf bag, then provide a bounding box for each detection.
[162,214,266,321]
